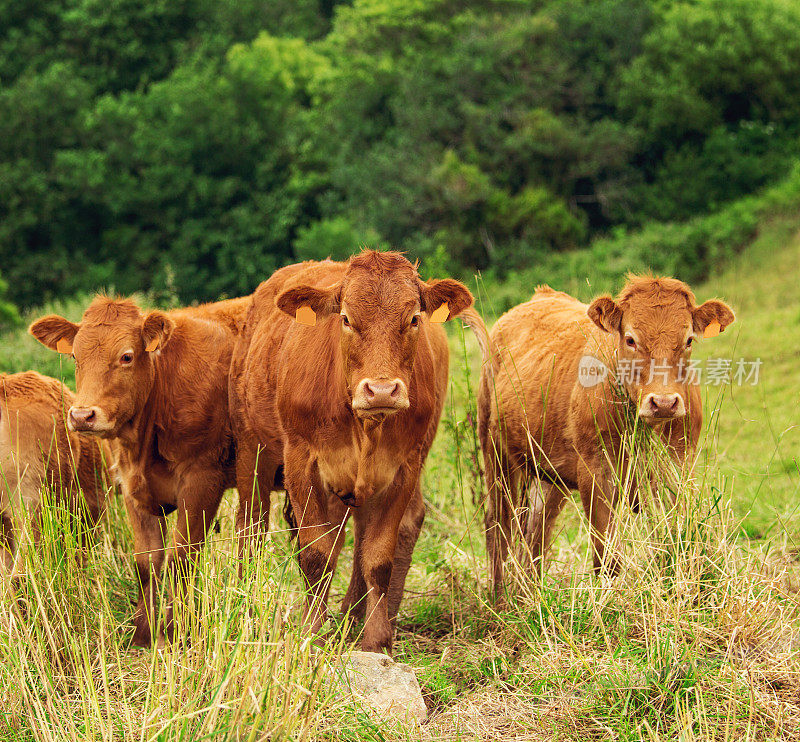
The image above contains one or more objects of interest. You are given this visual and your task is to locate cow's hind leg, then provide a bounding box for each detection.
[523,479,566,577]
[484,445,517,599]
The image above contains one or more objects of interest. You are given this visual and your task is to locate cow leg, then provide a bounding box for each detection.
[125,495,166,646]
[285,443,346,638]
[341,482,424,626]
[357,469,416,654]
[162,468,227,640]
[523,479,565,577]
[577,461,620,576]
[340,491,368,623]
[484,446,516,598]
[235,439,274,563]
[386,482,425,621]
[0,514,15,573]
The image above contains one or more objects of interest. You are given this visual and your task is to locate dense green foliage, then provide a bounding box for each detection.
[2,0,799,309]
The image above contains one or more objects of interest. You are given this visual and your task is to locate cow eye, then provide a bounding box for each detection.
[686,337,694,348]
[410,315,420,328]
[625,336,636,349]
[341,314,351,329]
[120,352,134,365]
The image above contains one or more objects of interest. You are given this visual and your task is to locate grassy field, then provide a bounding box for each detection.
[1,218,799,740]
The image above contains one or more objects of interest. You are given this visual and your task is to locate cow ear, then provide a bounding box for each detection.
[29,315,79,353]
[588,295,623,334]
[693,299,735,337]
[276,283,341,325]
[418,278,473,322]
[142,311,175,352]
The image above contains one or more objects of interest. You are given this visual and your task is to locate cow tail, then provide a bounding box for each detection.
[458,306,491,368]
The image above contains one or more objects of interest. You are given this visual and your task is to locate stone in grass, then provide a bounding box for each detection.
[338,651,428,725]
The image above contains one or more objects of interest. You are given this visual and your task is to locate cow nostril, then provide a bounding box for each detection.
[70,408,96,425]
[390,382,400,398]
[364,383,375,398]
[647,394,679,414]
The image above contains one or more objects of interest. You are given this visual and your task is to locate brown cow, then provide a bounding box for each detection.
[479,276,735,590]
[29,295,249,644]
[229,251,487,653]
[1,371,109,575]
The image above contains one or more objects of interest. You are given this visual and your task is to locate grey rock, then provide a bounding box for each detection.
[337,650,428,725]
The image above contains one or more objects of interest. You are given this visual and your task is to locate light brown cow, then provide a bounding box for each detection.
[1,371,109,575]
[30,295,249,644]
[229,251,487,653]
[479,276,735,590]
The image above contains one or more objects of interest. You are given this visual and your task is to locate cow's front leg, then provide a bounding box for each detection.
[577,455,621,576]
[161,467,227,641]
[285,442,347,637]
[124,494,166,646]
[386,482,424,621]
[355,466,416,654]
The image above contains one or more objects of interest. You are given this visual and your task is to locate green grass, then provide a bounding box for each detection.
[693,217,800,542]
[1,216,800,739]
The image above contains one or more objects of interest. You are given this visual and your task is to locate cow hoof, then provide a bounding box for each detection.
[360,639,392,655]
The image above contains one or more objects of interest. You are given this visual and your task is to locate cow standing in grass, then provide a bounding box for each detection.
[229,251,488,654]
[479,276,735,590]
[1,371,110,575]
[30,296,249,644]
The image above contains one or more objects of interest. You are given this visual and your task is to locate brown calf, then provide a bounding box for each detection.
[1,371,109,574]
[229,251,486,653]
[479,276,735,589]
[30,295,249,644]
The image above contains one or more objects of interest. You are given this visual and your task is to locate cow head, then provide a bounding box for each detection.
[276,251,473,421]
[588,275,735,424]
[29,298,174,437]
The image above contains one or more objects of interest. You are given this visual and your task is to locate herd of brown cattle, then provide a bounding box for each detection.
[0,250,733,654]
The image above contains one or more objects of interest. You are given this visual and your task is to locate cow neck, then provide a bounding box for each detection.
[118,355,164,463]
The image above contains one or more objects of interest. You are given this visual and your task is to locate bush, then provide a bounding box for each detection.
[477,161,800,313]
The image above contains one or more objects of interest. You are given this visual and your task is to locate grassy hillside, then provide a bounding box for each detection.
[694,218,800,541]
[1,219,800,740]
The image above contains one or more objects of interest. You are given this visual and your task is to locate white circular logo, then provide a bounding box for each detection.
[578,355,609,388]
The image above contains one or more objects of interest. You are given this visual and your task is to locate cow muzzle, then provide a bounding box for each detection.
[352,378,409,417]
[638,392,686,422]
[68,406,112,434]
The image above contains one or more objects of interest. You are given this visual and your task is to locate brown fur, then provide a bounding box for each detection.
[0,371,110,574]
[230,251,485,654]
[479,276,735,589]
[29,296,249,645]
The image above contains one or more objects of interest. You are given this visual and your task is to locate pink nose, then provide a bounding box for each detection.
[365,380,400,402]
[69,407,97,430]
[353,378,409,413]
[644,393,682,418]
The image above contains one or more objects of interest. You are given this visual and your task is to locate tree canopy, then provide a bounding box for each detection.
[1,0,798,309]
